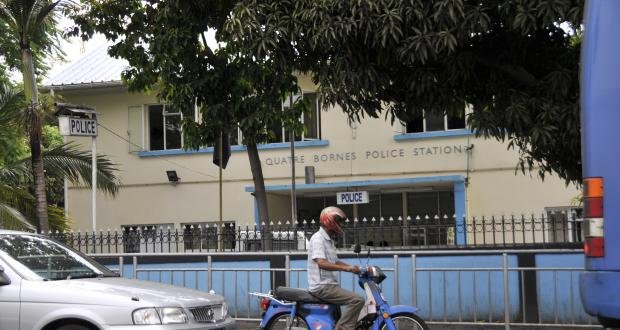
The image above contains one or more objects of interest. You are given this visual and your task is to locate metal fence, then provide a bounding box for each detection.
[51,213,583,254]
[91,249,597,329]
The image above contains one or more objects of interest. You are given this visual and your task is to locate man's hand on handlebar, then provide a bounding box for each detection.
[347,265,361,274]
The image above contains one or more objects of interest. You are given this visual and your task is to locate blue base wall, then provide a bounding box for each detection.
[101,253,588,323]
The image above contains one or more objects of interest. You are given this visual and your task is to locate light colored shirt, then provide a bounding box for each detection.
[308,227,340,291]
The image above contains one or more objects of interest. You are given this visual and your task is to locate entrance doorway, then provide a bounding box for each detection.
[295,189,456,247]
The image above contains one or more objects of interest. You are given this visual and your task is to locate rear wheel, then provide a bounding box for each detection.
[380,312,428,330]
[266,313,309,330]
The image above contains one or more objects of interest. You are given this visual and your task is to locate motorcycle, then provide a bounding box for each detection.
[250,244,428,330]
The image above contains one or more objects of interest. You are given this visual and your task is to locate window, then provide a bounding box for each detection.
[182,222,235,251]
[407,191,455,246]
[147,104,195,151]
[267,91,321,143]
[405,110,465,133]
[241,231,305,251]
[121,224,173,253]
[545,206,583,243]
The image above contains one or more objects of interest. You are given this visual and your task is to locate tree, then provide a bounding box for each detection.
[228,0,584,184]
[0,0,70,232]
[71,1,309,229]
[0,82,122,232]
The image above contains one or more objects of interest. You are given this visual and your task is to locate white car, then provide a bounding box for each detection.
[0,230,236,330]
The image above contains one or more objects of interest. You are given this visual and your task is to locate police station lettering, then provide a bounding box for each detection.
[264,145,467,166]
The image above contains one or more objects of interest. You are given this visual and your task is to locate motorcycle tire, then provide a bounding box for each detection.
[379,312,428,330]
[266,313,309,330]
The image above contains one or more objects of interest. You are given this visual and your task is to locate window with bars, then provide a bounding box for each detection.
[405,110,466,133]
[121,224,173,253]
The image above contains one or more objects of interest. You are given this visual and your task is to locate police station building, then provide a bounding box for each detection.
[45,45,579,244]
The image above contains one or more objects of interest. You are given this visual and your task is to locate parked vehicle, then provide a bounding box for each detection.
[0,230,235,330]
[251,245,428,330]
[579,1,620,328]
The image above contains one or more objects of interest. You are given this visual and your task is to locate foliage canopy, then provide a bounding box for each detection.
[228,0,584,184]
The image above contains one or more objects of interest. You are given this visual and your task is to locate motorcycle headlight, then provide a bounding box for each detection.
[133,307,188,325]
[371,266,387,284]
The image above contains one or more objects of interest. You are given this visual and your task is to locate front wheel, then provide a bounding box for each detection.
[380,312,428,330]
[266,313,309,330]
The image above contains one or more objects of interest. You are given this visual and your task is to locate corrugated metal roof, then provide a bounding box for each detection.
[44,43,128,87]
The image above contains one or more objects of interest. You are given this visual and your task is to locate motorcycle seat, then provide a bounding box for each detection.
[274,287,326,303]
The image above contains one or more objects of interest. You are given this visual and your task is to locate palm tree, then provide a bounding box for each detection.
[0,82,120,232]
[0,0,68,232]
[0,143,121,232]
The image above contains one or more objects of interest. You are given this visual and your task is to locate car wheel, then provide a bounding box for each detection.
[55,324,91,330]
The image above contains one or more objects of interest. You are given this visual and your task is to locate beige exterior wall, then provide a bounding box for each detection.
[53,80,579,232]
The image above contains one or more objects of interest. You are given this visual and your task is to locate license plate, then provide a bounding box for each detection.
[367,304,376,314]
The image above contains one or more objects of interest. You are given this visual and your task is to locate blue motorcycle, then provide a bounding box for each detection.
[250,245,428,330]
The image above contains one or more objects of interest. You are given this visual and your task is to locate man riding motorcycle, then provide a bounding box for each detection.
[307,206,365,330]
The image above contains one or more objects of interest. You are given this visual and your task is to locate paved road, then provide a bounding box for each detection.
[235,320,604,330]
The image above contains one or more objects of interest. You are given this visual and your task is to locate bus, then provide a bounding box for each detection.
[579,0,620,327]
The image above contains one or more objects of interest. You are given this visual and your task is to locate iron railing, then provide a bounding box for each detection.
[49,213,584,254]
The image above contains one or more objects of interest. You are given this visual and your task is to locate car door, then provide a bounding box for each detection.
[0,258,21,330]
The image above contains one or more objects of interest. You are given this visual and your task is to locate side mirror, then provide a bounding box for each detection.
[353,243,361,254]
[0,265,11,286]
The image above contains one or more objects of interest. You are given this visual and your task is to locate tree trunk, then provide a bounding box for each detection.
[22,47,49,233]
[246,141,272,250]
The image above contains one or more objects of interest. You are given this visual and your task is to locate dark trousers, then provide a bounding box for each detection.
[311,284,365,330]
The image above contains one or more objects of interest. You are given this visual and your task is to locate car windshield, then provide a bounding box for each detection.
[0,234,117,281]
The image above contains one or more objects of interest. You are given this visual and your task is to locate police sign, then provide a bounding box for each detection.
[58,116,98,136]
[337,191,369,205]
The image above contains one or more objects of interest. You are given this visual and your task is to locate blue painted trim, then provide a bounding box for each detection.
[453,181,467,245]
[393,129,472,141]
[138,140,329,157]
[253,140,329,150]
[245,175,465,192]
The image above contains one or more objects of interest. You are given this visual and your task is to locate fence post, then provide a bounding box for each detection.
[393,255,399,305]
[503,252,510,330]
[118,256,124,277]
[411,254,417,307]
[208,255,213,290]
[285,254,290,287]
[132,256,137,279]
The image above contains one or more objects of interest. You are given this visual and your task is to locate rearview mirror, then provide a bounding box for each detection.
[353,243,361,254]
[0,265,11,286]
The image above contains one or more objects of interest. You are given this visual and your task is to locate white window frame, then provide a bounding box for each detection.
[231,91,321,145]
[146,103,196,151]
[274,91,321,143]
